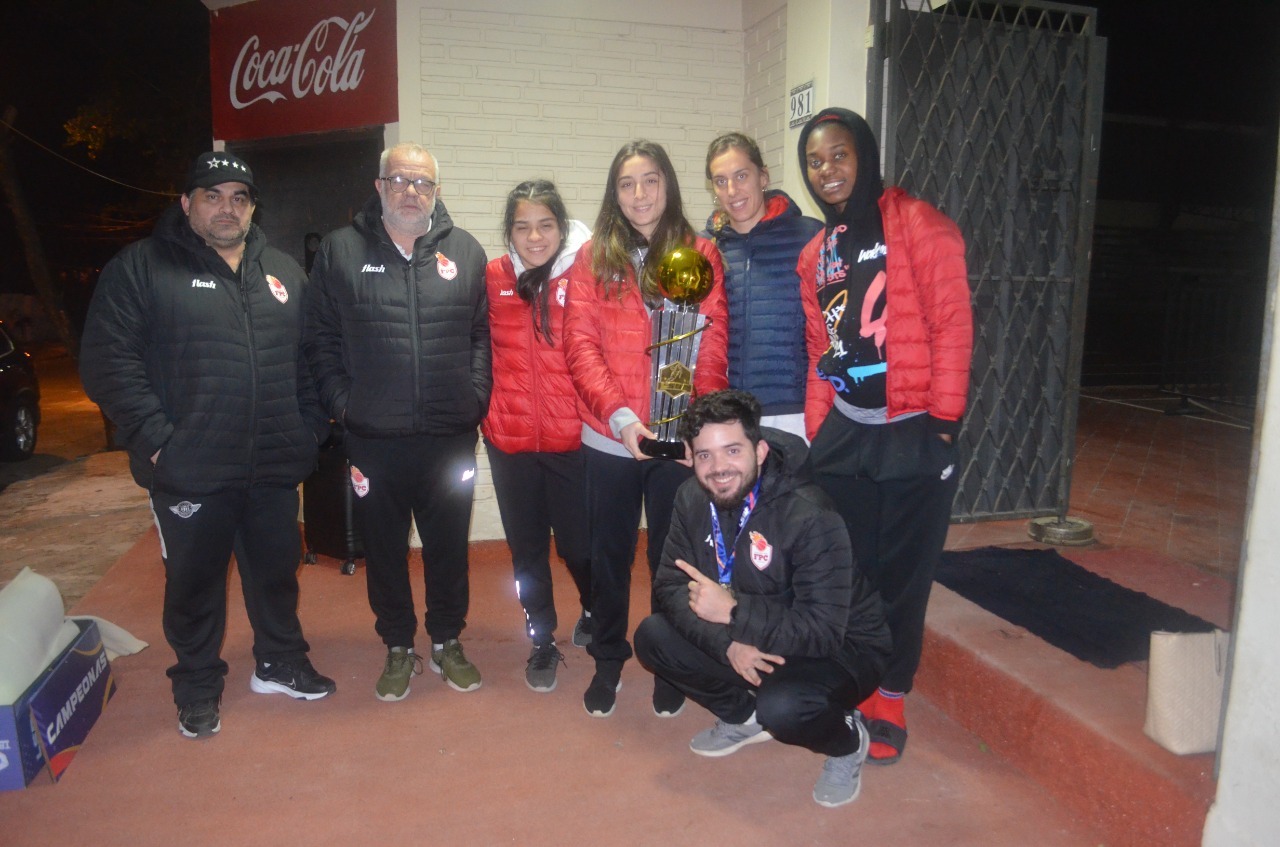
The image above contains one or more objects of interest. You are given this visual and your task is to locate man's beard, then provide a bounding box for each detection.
[706,462,760,511]
[383,195,436,237]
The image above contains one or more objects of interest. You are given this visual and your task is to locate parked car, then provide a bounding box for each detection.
[0,320,40,460]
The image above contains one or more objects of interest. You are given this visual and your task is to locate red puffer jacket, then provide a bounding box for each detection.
[564,237,729,443]
[481,252,582,453]
[798,187,972,440]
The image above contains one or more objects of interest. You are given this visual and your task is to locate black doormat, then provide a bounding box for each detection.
[935,546,1218,668]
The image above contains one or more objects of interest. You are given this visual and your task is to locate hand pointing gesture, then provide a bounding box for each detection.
[674,558,737,624]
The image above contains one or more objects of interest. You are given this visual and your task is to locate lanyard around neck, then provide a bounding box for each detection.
[709,477,762,585]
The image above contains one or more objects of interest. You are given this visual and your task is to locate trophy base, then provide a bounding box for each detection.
[638,437,687,461]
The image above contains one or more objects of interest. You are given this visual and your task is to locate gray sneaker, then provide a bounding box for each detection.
[689,716,772,757]
[571,612,593,648]
[813,714,870,807]
[525,643,564,692]
[430,638,482,692]
[375,647,422,701]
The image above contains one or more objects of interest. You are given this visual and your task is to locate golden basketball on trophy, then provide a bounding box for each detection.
[640,247,715,460]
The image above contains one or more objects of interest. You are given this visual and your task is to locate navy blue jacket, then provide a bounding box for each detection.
[705,191,822,417]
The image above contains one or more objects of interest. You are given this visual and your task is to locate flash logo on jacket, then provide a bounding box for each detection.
[749,531,773,569]
[191,278,217,289]
[361,264,385,273]
[350,465,370,498]
[498,288,515,297]
[436,252,458,280]
[556,278,568,307]
[266,275,288,304]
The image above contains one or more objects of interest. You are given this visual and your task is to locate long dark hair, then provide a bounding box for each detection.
[502,180,570,345]
[590,140,695,305]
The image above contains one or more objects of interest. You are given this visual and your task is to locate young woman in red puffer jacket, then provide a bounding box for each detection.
[483,180,594,694]
[564,140,728,720]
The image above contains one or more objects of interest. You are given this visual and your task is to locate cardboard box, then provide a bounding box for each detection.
[0,619,116,791]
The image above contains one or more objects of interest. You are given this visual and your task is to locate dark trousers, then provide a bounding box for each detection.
[582,445,691,664]
[486,441,591,646]
[150,486,310,707]
[810,411,959,693]
[635,615,880,757]
[345,430,477,648]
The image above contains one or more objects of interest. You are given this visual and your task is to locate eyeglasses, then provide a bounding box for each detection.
[379,175,437,195]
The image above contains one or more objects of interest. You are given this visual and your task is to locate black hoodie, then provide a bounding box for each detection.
[796,108,892,409]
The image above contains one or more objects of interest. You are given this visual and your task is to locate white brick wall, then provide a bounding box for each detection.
[743,6,790,183]
[409,7,745,259]
[396,2,768,544]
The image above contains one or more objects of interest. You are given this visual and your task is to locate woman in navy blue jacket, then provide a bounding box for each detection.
[704,133,822,440]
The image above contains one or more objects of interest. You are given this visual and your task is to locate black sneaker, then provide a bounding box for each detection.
[652,676,686,718]
[526,643,565,692]
[250,657,337,700]
[177,698,221,739]
[571,612,593,648]
[583,661,622,718]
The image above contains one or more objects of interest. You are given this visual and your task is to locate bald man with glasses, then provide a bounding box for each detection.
[304,142,491,703]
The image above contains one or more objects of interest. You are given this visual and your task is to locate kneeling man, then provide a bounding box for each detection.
[634,389,890,807]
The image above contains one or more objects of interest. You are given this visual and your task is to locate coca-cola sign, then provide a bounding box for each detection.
[210,0,397,141]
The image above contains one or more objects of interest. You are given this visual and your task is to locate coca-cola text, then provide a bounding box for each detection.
[229,11,375,110]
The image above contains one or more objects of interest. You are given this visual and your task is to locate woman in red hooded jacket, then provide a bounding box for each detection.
[564,140,728,719]
[483,180,594,694]
[797,108,972,766]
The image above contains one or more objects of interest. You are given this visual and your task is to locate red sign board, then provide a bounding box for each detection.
[210,0,398,141]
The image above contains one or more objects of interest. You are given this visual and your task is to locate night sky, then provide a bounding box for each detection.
[0,0,210,281]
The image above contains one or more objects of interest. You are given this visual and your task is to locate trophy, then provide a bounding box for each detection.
[639,247,715,460]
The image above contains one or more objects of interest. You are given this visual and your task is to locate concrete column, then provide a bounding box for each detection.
[1201,131,1280,847]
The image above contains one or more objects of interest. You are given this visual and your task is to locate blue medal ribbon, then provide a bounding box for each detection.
[709,477,763,585]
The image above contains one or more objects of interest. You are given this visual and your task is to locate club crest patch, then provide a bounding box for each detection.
[748,531,773,569]
[350,465,370,498]
[266,274,288,304]
[436,252,458,280]
[169,501,202,519]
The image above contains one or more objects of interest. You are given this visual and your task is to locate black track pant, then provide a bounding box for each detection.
[151,486,310,707]
[809,411,959,693]
[582,445,690,665]
[486,441,591,646]
[635,614,882,757]
[345,430,477,649]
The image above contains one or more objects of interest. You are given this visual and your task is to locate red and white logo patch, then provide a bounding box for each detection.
[748,531,773,570]
[266,274,288,304]
[435,252,458,280]
[350,465,370,498]
[556,278,568,307]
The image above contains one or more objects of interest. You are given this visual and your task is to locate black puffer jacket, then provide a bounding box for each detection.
[304,196,491,437]
[80,204,327,495]
[654,429,891,676]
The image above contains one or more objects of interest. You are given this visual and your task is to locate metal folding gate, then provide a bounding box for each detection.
[869,0,1106,521]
